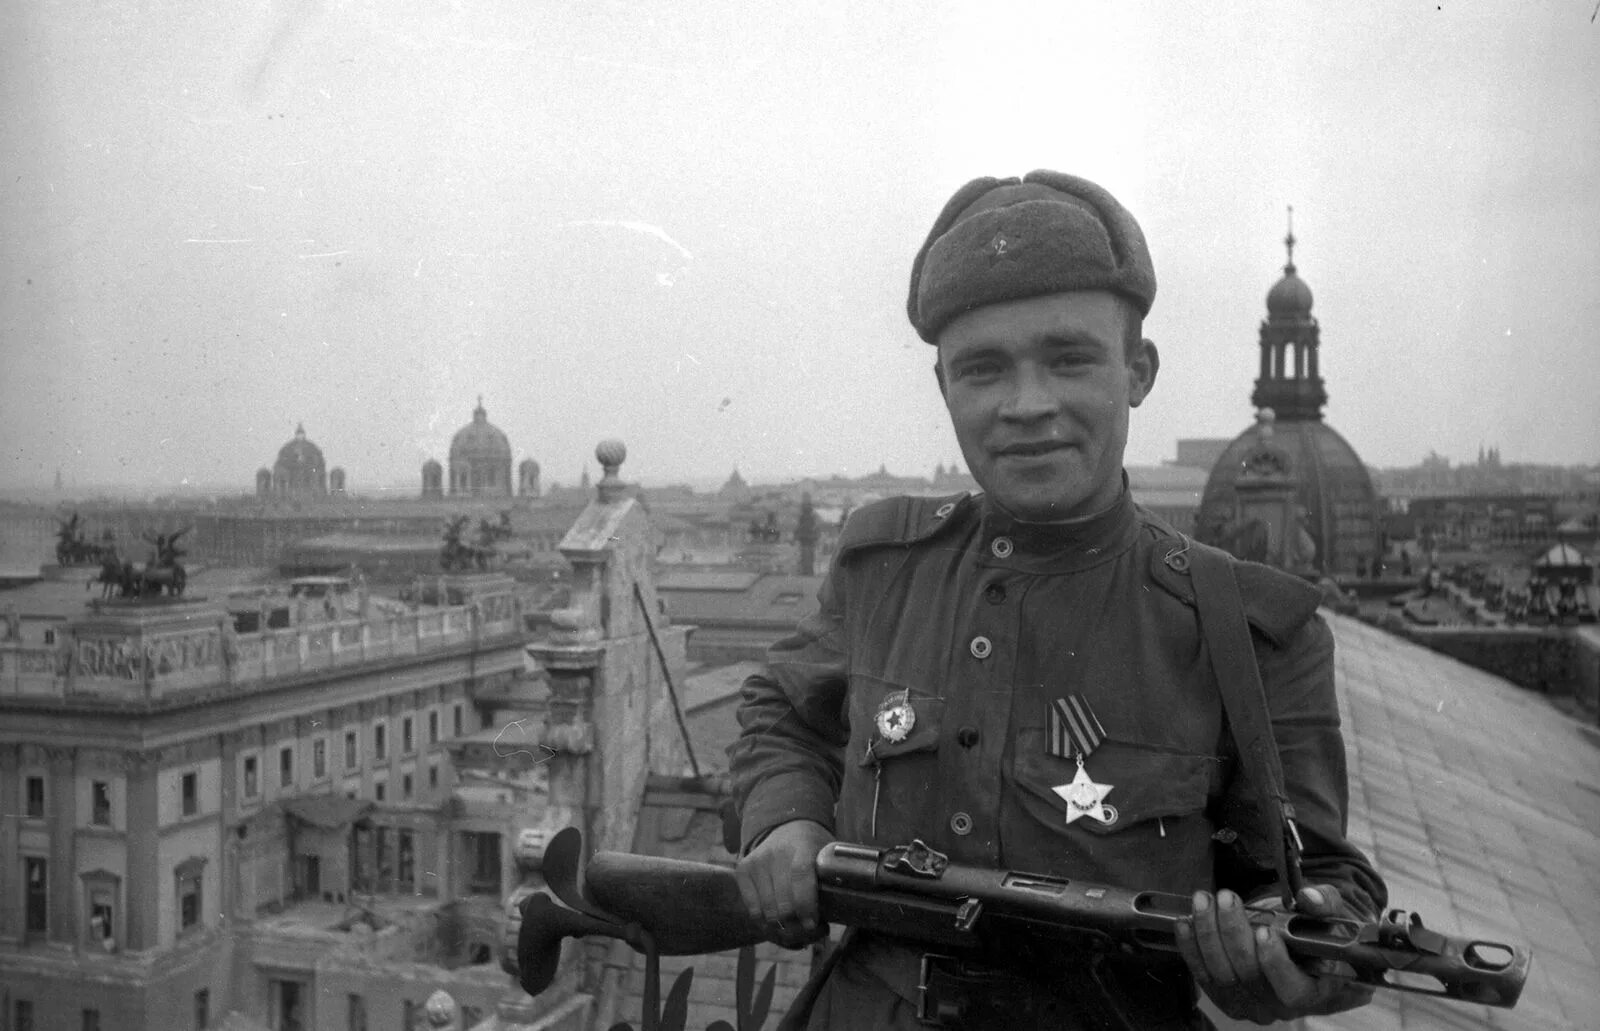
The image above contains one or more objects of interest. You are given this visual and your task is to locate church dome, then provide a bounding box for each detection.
[449,399,511,463]
[1197,416,1379,576]
[272,424,328,497]
[1266,269,1313,317]
[277,424,325,472]
[447,398,513,497]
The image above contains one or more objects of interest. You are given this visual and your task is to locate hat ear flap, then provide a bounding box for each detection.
[907,176,1016,342]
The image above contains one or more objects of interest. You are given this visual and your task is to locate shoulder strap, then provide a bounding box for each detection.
[1180,537,1305,907]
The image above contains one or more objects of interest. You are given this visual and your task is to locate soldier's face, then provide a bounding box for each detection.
[935,291,1158,522]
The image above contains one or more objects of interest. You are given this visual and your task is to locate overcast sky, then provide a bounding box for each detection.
[2,0,1597,493]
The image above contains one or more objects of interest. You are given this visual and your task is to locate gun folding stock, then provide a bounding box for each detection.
[513,832,1531,1011]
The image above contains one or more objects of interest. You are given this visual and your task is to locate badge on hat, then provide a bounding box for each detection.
[875,690,916,744]
[1047,695,1117,826]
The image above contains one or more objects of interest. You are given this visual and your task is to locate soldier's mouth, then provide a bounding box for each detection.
[994,441,1071,457]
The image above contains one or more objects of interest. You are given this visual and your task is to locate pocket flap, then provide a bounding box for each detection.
[1013,733,1213,835]
[857,690,944,765]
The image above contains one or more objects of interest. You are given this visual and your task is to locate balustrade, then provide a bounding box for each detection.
[0,591,524,701]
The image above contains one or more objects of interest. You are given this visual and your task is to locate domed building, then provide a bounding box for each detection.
[448,398,513,497]
[266,424,328,499]
[1196,216,1381,576]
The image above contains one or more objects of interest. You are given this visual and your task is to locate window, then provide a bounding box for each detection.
[374,723,387,761]
[82,1009,101,1031]
[346,994,367,1031]
[428,710,439,745]
[279,746,294,788]
[91,781,111,826]
[87,884,115,950]
[402,773,413,800]
[312,739,327,779]
[182,772,198,816]
[194,989,210,1030]
[43,628,56,645]
[15,1000,33,1031]
[374,780,386,803]
[402,715,414,754]
[428,764,439,790]
[452,703,463,738]
[176,859,204,931]
[242,755,258,798]
[397,829,414,890]
[25,856,47,933]
[344,730,358,770]
[465,831,501,895]
[25,775,44,819]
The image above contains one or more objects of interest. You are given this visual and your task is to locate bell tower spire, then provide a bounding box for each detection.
[1251,207,1327,421]
[1284,205,1296,274]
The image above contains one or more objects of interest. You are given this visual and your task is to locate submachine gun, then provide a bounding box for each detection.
[515,828,1530,1018]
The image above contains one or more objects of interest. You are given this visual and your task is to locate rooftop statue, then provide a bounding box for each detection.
[89,528,189,601]
[440,511,514,572]
[55,511,112,566]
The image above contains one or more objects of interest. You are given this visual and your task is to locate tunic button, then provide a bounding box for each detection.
[1164,548,1191,573]
[969,636,992,660]
[990,537,1014,559]
[957,726,980,748]
[983,583,1006,604]
[949,811,973,836]
[934,502,956,518]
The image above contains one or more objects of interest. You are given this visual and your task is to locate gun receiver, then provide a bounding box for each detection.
[515,830,1530,1010]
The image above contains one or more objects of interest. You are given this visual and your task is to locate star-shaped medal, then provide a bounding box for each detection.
[1052,756,1117,826]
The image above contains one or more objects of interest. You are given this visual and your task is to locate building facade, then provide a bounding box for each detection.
[0,576,535,1031]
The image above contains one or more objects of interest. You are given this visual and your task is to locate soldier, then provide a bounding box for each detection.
[727,171,1384,1028]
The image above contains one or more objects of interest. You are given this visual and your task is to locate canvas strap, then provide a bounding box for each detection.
[1183,539,1306,908]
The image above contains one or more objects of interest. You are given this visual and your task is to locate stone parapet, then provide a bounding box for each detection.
[0,588,526,706]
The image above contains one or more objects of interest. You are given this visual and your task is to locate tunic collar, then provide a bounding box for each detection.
[976,476,1140,573]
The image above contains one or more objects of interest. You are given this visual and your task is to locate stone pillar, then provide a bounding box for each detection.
[45,746,76,946]
[124,751,161,951]
[527,439,688,859]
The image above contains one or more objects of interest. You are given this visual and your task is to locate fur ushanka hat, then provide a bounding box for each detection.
[907,170,1157,344]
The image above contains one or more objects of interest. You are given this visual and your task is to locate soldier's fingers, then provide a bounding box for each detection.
[1188,892,1241,987]
[767,851,799,926]
[788,847,820,932]
[1295,884,1343,918]
[733,860,763,924]
[1214,891,1284,1015]
[1251,922,1320,1009]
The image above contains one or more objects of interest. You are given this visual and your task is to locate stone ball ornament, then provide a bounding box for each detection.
[425,989,458,1027]
[595,438,627,475]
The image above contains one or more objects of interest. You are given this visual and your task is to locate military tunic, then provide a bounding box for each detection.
[728,488,1385,1027]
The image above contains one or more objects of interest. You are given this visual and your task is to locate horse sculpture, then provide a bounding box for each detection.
[88,535,188,601]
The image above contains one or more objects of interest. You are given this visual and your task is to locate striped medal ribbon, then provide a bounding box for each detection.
[1047,694,1105,761]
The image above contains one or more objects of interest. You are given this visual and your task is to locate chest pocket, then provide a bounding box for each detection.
[855,686,945,765]
[841,679,946,842]
[1011,729,1214,837]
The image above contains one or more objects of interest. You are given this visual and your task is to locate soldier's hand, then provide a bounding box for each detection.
[734,818,832,949]
[1176,885,1375,1024]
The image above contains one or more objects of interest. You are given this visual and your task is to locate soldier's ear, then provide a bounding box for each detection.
[934,359,948,400]
[1127,338,1159,408]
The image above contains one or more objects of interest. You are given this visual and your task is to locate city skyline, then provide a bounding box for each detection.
[4,3,1598,491]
